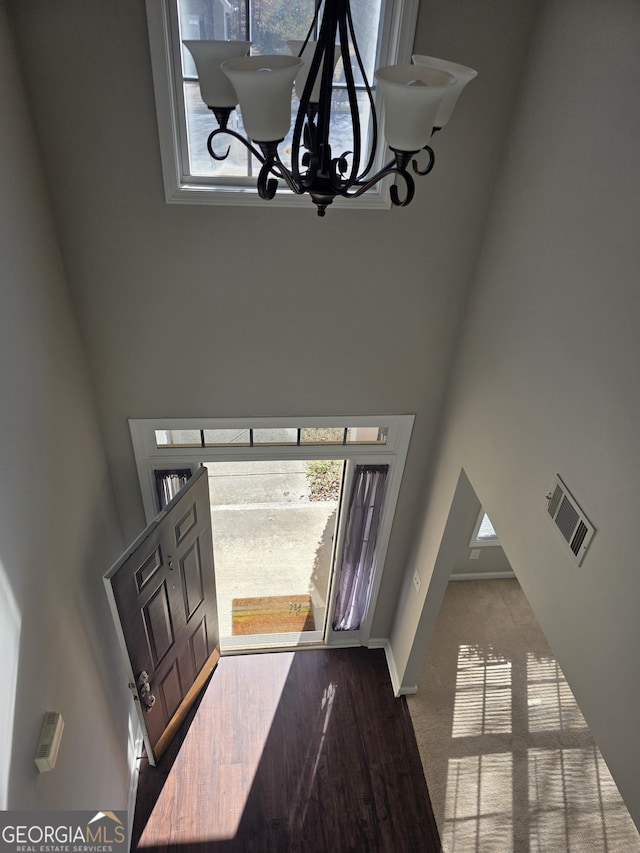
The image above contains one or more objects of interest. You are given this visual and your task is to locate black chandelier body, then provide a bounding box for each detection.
[207,0,432,216]
[185,0,476,217]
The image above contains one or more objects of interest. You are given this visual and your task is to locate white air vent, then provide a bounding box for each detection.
[546,475,595,566]
[34,711,64,772]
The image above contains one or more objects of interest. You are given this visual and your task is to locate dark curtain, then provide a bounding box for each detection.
[154,469,192,511]
[332,464,388,631]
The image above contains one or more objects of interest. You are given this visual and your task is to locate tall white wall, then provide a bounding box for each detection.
[8,0,539,638]
[0,2,130,811]
[392,0,640,825]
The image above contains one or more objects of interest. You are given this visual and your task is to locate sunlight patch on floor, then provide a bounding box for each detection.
[140,653,295,845]
[441,642,640,852]
[528,746,637,852]
[444,752,513,852]
[526,652,587,732]
[452,645,512,737]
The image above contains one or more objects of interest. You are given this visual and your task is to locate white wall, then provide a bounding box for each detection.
[8,0,539,638]
[392,0,640,826]
[0,2,131,810]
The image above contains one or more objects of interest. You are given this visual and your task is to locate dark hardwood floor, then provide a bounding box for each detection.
[132,647,440,852]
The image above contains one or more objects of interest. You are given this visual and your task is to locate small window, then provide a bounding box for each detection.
[251,428,298,445]
[203,429,251,446]
[300,428,345,445]
[145,0,419,208]
[346,427,388,445]
[469,510,500,547]
[155,429,203,447]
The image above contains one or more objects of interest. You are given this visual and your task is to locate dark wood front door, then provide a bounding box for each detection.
[104,466,219,764]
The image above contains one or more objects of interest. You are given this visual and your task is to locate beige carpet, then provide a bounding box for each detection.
[407,579,640,852]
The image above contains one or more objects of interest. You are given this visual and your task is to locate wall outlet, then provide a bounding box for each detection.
[470,549,481,560]
[413,570,421,594]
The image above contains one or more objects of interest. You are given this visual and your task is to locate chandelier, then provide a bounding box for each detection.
[184,0,476,217]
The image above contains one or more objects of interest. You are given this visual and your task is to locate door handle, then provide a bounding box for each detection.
[137,671,156,712]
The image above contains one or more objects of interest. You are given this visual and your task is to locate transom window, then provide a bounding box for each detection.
[155,425,389,448]
[145,0,418,208]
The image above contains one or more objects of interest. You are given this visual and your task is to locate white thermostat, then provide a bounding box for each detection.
[34,711,64,772]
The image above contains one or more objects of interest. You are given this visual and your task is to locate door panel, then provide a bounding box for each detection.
[104,466,219,763]
[181,540,205,619]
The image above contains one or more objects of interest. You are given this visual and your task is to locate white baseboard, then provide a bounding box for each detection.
[369,638,417,697]
[449,571,516,582]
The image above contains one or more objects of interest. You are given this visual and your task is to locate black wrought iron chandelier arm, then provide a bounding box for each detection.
[338,143,433,186]
[332,158,412,204]
[411,145,436,177]
[207,127,305,202]
[257,150,305,200]
[207,127,267,165]
[388,171,415,207]
[313,1,341,175]
[331,143,436,207]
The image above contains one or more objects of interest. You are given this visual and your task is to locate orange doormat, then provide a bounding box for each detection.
[231,594,315,636]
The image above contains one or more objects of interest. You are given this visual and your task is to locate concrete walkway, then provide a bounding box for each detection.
[207,461,339,642]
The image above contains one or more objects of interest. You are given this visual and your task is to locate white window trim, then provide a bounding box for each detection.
[145,0,419,210]
[469,508,501,547]
[129,414,414,646]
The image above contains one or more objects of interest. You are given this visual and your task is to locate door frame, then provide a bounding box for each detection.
[129,415,414,647]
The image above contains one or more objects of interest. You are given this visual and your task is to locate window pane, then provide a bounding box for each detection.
[249,0,316,56]
[334,0,383,87]
[323,90,374,174]
[155,429,202,447]
[178,0,247,76]
[203,429,251,445]
[300,428,345,445]
[477,513,497,541]
[185,82,252,177]
[252,428,298,444]
[345,427,387,445]
[185,85,373,178]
